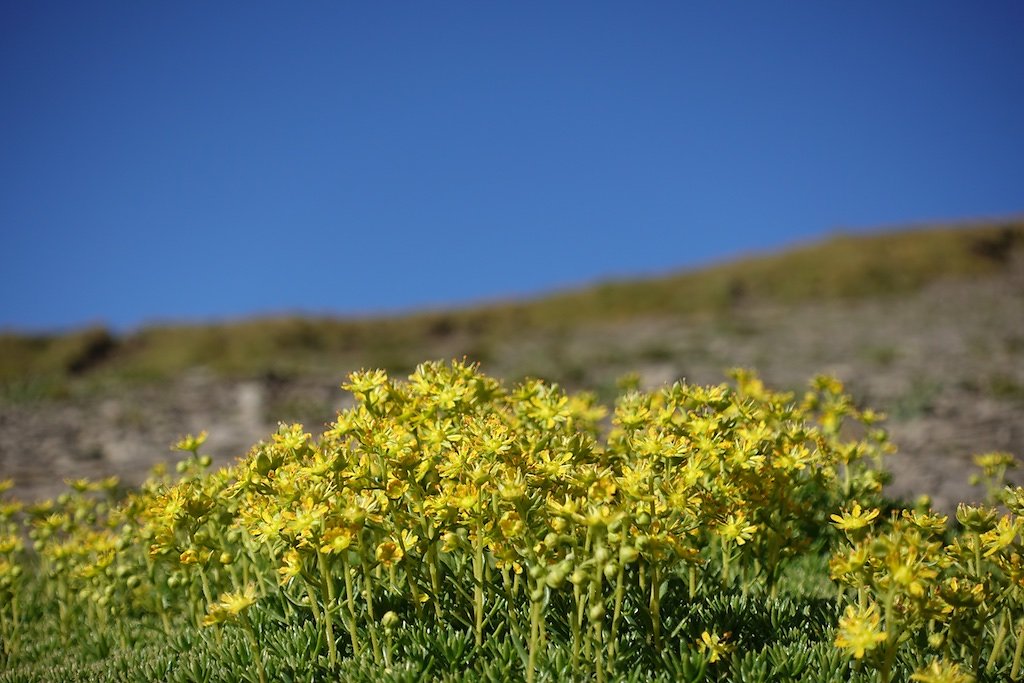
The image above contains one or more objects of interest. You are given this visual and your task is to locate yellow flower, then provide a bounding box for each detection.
[376,540,404,567]
[835,603,887,659]
[277,548,302,585]
[910,658,975,683]
[972,451,1017,477]
[173,431,208,454]
[203,583,258,626]
[319,525,355,555]
[717,512,757,546]
[587,476,617,503]
[830,503,880,532]
[179,548,200,565]
[697,630,734,662]
[981,515,1021,557]
[385,478,409,500]
[499,511,525,540]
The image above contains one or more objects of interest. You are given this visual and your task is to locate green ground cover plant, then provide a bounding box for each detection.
[1,360,1022,681]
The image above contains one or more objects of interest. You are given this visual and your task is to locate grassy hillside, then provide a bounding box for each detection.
[2,218,1021,397]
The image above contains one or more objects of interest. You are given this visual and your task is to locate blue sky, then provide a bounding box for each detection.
[2,2,1022,333]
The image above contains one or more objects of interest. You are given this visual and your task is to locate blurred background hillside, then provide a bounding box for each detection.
[2,220,1023,510]
[2,4,1023,509]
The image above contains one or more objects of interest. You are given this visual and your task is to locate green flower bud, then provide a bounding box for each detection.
[545,568,568,589]
[619,545,640,564]
[570,569,588,586]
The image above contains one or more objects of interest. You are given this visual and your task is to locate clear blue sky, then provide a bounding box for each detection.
[2,2,1022,333]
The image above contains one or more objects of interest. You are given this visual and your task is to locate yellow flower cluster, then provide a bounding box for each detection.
[3,360,895,682]
[830,467,1024,682]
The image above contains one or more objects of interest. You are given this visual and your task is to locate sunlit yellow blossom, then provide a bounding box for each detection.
[910,658,975,683]
[587,476,617,503]
[972,451,1017,477]
[830,503,880,532]
[179,548,201,565]
[173,431,208,453]
[278,548,302,585]
[717,512,757,546]
[939,577,985,609]
[376,540,404,567]
[0,534,23,554]
[499,511,525,540]
[835,603,887,659]
[203,583,258,626]
[697,630,734,663]
[319,525,355,554]
[829,544,870,585]
[385,478,409,500]
[980,515,1021,557]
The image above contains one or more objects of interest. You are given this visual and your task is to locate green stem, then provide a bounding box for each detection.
[527,593,541,683]
[571,577,583,674]
[341,555,361,657]
[721,541,731,586]
[360,550,381,662]
[241,613,267,683]
[880,587,899,683]
[316,550,338,666]
[649,563,662,653]
[610,563,625,663]
[988,610,1010,673]
[427,541,443,620]
[305,580,324,629]
[1010,617,1024,680]
[473,524,485,648]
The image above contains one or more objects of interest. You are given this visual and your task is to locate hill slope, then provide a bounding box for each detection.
[1,218,1023,509]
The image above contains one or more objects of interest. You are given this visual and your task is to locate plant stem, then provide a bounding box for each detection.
[473,524,485,648]
[649,563,662,653]
[988,610,1010,673]
[359,550,381,662]
[341,555,361,657]
[241,613,267,683]
[527,593,541,683]
[610,563,625,662]
[1010,616,1024,680]
[316,549,338,666]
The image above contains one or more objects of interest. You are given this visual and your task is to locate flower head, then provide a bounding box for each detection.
[835,603,887,659]
[203,584,258,626]
[830,503,880,533]
[697,630,734,663]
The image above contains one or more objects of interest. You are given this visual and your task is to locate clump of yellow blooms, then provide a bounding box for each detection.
[4,360,1024,682]
[830,452,1024,682]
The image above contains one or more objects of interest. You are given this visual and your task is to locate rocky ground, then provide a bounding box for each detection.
[2,251,1023,513]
